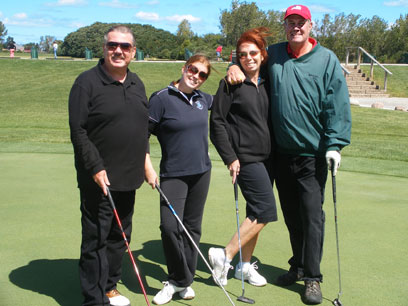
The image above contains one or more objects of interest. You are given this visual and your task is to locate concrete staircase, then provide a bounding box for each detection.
[343,65,389,98]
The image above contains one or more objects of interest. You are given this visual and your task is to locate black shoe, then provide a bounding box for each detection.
[303,280,323,305]
[275,270,304,286]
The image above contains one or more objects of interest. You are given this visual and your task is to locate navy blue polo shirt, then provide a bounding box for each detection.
[148,83,213,177]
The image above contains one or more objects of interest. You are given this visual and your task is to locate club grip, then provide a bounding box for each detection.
[106,187,116,210]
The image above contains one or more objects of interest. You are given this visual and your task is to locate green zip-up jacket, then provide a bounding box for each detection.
[267,42,351,156]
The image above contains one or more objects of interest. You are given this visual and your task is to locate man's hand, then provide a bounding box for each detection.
[326,151,341,176]
[93,170,110,195]
[228,159,240,184]
[227,65,246,85]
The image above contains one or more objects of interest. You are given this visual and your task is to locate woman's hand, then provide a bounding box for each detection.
[144,153,158,189]
[228,159,240,184]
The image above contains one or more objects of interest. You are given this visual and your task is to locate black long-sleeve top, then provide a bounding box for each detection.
[210,77,271,166]
[69,59,148,191]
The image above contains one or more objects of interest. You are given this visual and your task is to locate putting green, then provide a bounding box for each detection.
[1,152,407,305]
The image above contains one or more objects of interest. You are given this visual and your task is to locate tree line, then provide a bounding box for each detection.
[1,1,407,63]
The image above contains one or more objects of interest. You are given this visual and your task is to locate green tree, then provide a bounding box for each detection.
[265,10,286,45]
[177,19,194,41]
[23,42,39,50]
[5,36,16,49]
[353,16,388,61]
[0,21,7,46]
[39,35,56,52]
[220,0,267,46]
[384,14,408,63]
[189,33,225,59]
[314,13,360,61]
[61,22,179,59]
[176,19,194,59]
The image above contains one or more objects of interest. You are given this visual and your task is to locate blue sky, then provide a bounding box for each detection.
[1,0,408,44]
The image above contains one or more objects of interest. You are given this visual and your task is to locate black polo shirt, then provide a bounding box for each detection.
[148,83,213,177]
[69,59,148,191]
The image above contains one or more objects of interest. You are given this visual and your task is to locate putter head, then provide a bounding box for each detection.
[238,296,255,304]
[332,298,343,306]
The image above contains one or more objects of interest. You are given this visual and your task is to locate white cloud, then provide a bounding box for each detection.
[46,0,87,7]
[14,13,28,20]
[70,21,86,28]
[3,16,53,27]
[135,11,160,21]
[135,11,201,24]
[165,14,201,23]
[384,0,408,6]
[146,0,159,4]
[309,5,335,14]
[0,11,3,18]
[99,0,138,8]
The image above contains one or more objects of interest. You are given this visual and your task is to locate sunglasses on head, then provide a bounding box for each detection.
[106,41,133,52]
[186,64,208,81]
[238,50,260,59]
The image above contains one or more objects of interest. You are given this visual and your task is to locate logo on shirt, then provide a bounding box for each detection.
[195,101,204,110]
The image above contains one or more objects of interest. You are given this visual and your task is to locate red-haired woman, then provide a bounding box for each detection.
[208,27,277,287]
[145,55,213,305]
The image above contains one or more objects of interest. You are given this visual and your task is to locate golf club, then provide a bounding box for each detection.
[155,183,236,306]
[106,187,151,306]
[234,182,255,304]
[331,163,343,306]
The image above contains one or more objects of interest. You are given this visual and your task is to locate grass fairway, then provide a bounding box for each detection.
[1,59,408,305]
[1,154,407,306]
[359,65,408,97]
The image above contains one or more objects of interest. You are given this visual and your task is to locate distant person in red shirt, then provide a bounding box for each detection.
[216,45,223,61]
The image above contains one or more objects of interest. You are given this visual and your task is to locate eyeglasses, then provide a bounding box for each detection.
[106,41,133,52]
[237,50,260,59]
[285,20,308,29]
[186,64,208,81]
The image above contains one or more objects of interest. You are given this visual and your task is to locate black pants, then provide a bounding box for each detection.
[159,170,211,287]
[79,184,135,306]
[275,154,327,282]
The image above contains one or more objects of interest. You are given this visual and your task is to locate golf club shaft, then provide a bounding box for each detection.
[155,183,235,306]
[331,164,342,301]
[106,188,151,306]
[234,182,255,304]
[234,182,245,292]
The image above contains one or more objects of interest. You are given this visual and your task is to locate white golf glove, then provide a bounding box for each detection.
[326,150,341,176]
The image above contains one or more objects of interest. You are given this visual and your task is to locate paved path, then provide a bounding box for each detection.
[350,97,408,111]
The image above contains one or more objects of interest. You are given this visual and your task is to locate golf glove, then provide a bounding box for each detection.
[326,150,341,176]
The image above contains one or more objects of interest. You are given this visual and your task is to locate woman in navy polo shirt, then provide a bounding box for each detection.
[208,27,277,288]
[145,54,213,305]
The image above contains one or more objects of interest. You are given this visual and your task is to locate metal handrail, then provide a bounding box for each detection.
[345,47,392,91]
[341,64,350,77]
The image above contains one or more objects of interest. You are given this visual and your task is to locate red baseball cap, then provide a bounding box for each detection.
[284,4,312,20]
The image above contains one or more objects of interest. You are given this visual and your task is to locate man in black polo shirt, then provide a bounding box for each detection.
[69,25,148,306]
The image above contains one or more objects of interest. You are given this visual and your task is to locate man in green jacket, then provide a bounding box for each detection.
[228,4,351,305]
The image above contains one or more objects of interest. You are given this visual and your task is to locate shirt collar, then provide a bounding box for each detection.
[168,81,202,105]
[286,37,317,58]
[97,58,134,85]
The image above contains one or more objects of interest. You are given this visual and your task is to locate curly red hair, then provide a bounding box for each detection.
[236,27,270,65]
